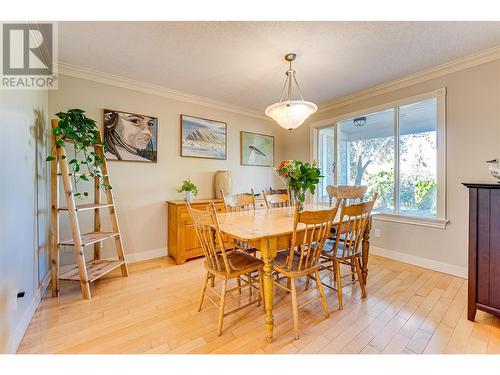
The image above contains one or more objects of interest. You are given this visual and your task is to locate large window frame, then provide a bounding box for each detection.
[311,88,447,229]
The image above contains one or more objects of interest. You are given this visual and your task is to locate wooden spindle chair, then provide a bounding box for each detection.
[325,185,368,279]
[186,201,264,336]
[220,189,258,261]
[320,199,375,310]
[273,202,339,339]
[326,185,367,207]
[267,186,290,195]
[262,189,291,208]
[221,189,256,212]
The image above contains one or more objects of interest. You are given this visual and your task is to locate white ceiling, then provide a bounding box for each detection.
[58,21,500,112]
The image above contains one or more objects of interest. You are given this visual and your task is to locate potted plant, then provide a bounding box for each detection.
[177,179,198,203]
[46,109,111,198]
[275,160,322,210]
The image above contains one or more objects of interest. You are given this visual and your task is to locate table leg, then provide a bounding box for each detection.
[260,237,277,343]
[361,217,372,285]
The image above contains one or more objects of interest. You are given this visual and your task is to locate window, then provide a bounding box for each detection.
[314,89,446,226]
[337,108,395,213]
[398,99,437,217]
[317,127,334,202]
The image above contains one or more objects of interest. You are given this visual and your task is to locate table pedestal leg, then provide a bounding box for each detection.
[261,237,277,343]
[361,217,372,285]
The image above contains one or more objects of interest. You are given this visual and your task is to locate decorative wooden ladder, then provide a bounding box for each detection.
[49,119,128,300]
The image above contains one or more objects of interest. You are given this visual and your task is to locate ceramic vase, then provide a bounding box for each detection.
[185,191,193,203]
[214,170,232,198]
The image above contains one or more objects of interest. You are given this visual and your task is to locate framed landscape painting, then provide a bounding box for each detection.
[103,109,158,162]
[180,114,227,159]
[240,131,274,167]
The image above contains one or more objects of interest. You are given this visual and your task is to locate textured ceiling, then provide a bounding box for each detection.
[59,21,500,112]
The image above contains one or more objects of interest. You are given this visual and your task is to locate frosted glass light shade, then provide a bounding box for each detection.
[265,100,318,130]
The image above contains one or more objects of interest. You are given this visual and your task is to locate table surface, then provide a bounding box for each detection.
[217,203,370,241]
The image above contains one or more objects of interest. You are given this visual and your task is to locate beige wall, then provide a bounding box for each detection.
[49,74,287,263]
[0,89,50,353]
[284,59,500,275]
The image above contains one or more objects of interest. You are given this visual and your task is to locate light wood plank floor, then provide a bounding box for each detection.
[18,255,500,354]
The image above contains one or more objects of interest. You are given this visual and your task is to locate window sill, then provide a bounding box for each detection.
[373,213,448,229]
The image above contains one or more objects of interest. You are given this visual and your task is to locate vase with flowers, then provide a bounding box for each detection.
[275,160,322,211]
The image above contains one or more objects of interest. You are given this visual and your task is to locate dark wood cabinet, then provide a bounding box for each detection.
[463,183,500,321]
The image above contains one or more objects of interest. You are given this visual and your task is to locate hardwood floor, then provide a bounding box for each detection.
[18,255,500,354]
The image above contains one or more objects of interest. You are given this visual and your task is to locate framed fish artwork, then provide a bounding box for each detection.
[240,131,274,167]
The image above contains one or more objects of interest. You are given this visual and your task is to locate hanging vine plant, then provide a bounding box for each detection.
[46,109,111,198]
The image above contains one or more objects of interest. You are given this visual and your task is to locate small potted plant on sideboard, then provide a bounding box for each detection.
[177,178,198,203]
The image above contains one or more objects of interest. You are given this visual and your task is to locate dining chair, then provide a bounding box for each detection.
[186,201,264,336]
[262,189,291,208]
[220,189,258,259]
[221,189,256,212]
[325,185,369,280]
[320,199,375,310]
[326,185,367,207]
[273,202,339,339]
[267,186,290,195]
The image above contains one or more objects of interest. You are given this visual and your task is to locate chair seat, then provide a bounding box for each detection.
[206,250,263,277]
[322,239,361,259]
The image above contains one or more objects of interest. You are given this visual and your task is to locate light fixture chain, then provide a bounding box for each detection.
[292,74,305,101]
[287,71,293,101]
[278,74,288,102]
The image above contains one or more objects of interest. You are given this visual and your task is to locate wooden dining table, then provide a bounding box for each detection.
[216,203,373,343]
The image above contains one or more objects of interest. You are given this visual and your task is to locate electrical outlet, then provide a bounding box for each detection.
[374,228,381,238]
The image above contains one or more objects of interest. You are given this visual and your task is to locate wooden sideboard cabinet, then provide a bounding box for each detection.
[167,199,225,264]
[463,183,500,321]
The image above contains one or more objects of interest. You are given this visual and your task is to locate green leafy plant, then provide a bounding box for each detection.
[415,180,436,210]
[367,170,393,208]
[275,160,322,209]
[177,179,198,196]
[46,109,111,198]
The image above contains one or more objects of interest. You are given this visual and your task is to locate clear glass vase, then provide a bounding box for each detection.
[293,189,305,211]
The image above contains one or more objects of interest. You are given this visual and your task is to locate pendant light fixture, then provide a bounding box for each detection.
[265,53,317,131]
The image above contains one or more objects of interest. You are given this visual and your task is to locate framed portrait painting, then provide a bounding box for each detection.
[240,131,274,167]
[180,114,227,160]
[103,109,158,162]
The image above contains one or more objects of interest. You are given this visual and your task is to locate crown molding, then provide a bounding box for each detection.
[57,62,270,120]
[318,45,500,113]
[58,45,500,119]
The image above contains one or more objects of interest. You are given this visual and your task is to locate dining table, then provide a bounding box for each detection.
[216,203,374,343]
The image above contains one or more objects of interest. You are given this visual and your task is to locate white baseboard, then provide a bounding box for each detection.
[370,246,467,279]
[8,272,51,353]
[125,247,166,263]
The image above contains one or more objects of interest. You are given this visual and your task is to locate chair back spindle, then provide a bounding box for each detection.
[334,200,374,258]
[186,201,230,274]
[280,202,339,273]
